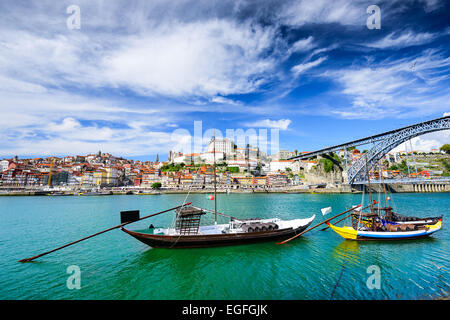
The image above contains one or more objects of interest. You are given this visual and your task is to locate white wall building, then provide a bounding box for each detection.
[0,160,9,172]
[269,160,299,173]
[227,159,258,172]
[273,150,295,160]
[200,151,225,164]
[206,138,234,155]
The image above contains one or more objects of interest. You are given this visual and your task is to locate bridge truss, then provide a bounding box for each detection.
[289,116,450,184]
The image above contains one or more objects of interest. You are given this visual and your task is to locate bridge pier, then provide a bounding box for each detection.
[352,182,450,193]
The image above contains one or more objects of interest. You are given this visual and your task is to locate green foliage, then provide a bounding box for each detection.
[151,182,162,189]
[226,166,239,173]
[395,159,411,174]
[160,163,185,172]
[319,158,333,173]
[389,164,398,170]
[332,152,341,164]
[440,159,450,176]
[440,144,450,154]
[316,153,341,173]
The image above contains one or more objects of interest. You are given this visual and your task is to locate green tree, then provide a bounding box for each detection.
[227,166,239,173]
[389,164,398,170]
[440,144,450,154]
[160,163,185,172]
[151,182,162,189]
[319,158,333,173]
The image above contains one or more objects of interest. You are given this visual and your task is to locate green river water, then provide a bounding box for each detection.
[0,193,448,300]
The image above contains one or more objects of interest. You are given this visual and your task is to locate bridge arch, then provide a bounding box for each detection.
[348,116,450,183]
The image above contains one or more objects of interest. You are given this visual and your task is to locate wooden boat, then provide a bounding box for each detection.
[383,210,442,225]
[121,206,315,248]
[122,133,315,248]
[327,217,442,241]
[327,156,443,241]
[79,189,111,196]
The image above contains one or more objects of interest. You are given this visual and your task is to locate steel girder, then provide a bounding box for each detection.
[348,117,450,184]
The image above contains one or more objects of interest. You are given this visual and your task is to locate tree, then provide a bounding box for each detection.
[319,158,334,173]
[151,182,162,189]
[227,166,239,173]
[440,144,450,154]
[389,164,398,170]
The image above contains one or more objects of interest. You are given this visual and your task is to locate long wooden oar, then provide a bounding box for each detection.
[320,212,353,231]
[277,204,370,245]
[18,202,192,262]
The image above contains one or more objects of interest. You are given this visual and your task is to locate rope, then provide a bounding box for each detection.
[169,183,194,248]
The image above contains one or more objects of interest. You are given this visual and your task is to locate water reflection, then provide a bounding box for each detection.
[331,240,360,266]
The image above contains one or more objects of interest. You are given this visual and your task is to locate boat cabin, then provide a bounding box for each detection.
[175,206,206,235]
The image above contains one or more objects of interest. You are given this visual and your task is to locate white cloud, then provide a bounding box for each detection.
[368,31,437,49]
[0,0,448,157]
[322,50,450,119]
[243,119,292,130]
[0,113,181,157]
[0,18,280,99]
[0,87,183,157]
[278,0,365,26]
[291,56,327,77]
[391,131,450,153]
[210,96,242,105]
[289,36,315,53]
[99,20,279,98]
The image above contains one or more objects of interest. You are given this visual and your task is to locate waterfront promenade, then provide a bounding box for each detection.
[1,181,449,196]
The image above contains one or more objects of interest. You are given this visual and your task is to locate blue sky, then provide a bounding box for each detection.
[0,0,449,161]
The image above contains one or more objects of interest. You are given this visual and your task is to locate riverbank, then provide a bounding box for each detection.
[1,182,449,196]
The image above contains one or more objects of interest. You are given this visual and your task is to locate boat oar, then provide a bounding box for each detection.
[18,202,192,263]
[277,205,370,245]
[320,212,353,231]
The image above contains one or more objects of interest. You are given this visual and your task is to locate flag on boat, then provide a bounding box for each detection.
[321,206,332,216]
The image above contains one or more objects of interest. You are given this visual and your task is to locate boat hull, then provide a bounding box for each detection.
[327,220,442,241]
[121,222,313,248]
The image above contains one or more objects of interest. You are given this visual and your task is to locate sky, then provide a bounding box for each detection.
[0,0,449,161]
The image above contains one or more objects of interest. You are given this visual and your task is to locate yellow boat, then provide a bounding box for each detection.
[327,219,442,241]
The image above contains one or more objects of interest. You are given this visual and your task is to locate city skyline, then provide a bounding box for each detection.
[0,1,449,161]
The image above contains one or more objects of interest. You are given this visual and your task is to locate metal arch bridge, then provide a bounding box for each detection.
[288,116,450,184]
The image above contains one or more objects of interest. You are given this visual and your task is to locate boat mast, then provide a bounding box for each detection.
[379,160,389,208]
[365,154,374,213]
[213,130,217,225]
